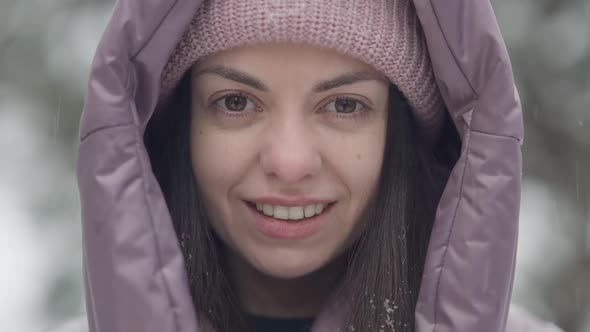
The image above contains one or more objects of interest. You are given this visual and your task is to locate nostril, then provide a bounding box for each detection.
[259,142,323,184]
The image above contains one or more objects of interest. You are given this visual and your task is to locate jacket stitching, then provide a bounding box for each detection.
[427,0,479,98]
[470,128,520,142]
[80,123,135,142]
[130,0,180,60]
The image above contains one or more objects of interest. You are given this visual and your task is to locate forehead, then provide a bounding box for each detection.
[192,42,387,81]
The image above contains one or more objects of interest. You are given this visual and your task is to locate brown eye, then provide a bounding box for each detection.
[214,94,256,112]
[226,95,246,112]
[335,98,357,113]
[325,97,366,114]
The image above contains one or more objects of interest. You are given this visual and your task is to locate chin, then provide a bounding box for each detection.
[247,246,332,279]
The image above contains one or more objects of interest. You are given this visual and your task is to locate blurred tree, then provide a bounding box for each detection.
[1,0,113,330]
[492,0,590,331]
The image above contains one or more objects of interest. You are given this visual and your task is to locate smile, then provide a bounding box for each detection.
[254,203,326,220]
[244,200,336,238]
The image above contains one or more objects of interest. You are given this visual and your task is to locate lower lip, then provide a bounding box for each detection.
[245,202,333,239]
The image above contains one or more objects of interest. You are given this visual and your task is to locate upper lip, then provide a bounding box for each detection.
[246,196,335,207]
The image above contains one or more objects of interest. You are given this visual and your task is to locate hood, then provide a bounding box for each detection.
[77,0,523,331]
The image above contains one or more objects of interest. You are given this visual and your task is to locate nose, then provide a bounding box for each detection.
[259,113,322,184]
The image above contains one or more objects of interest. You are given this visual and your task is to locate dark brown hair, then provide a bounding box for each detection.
[145,72,460,332]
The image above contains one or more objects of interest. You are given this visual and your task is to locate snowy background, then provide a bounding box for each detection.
[0,0,588,331]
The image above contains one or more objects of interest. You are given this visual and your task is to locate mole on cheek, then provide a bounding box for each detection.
[356,153,361,160]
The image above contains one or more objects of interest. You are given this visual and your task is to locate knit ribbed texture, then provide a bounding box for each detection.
[160,0,444,138]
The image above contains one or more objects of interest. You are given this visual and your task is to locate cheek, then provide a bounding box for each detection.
[340,129,385,227]
[191,118,236,184]
[319,125,386,251]
[190,128,227,191]
[335,128,386,198]
[191,135,235,185]
[319,123,386,242]
[189,117,258,206]
[189,121,243,242]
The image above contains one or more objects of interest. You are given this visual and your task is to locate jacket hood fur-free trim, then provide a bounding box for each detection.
[78,0,523,331]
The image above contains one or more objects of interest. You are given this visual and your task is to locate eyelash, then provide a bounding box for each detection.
[210,91,371,120]
[322,95,371,120]
[211,92,261,119]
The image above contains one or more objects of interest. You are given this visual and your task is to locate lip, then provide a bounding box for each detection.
[243,200,335,239]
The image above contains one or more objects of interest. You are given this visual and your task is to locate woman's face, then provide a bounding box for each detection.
[190,43,389,279]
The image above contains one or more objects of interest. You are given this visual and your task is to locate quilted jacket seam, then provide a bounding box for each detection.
[79,123,135,142]
[427,0,478,98]
[129,0,179,60]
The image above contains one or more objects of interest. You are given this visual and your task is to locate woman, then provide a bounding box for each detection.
[74,0,541,331]
[144,38,458,331]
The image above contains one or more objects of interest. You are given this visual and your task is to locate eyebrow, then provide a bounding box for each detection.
[312,71,387,93]
[193,65,387,93]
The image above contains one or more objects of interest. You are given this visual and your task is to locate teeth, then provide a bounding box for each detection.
[304,205,316,218]
[262,204,273,216]
[254,203,327,220]
[288,207,304,220]
[315,203,324,214]
[273,206,289,220]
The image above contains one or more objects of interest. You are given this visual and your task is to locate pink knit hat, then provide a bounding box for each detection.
[160,0,444,138]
